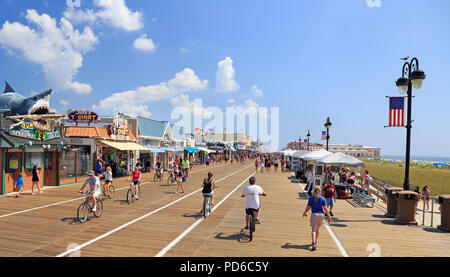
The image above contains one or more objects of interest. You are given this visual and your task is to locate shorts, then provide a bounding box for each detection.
[177,177,182,182]
[202,192,213,197]
[325,197,335,207]
[17,186,23,192]
[310,213,324,229]
[246,207,260,215]
[105,180,113,185]
[133,180,141,186]
[88,191,101,199]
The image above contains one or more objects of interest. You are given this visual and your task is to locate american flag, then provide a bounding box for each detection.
[389,97,405,127]
[321,131,326,140]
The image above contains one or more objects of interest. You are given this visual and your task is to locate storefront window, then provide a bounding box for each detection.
[60,146,91,179]
[44,152,52,170]
[25,152,43,169]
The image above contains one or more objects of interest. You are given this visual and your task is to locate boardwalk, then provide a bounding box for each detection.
[0,161,449,257]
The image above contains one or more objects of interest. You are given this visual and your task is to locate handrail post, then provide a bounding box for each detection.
[431,199,434,227]
[422,195,425,226]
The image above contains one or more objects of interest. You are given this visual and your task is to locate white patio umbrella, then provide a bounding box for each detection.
[317,152,365,166]
[299,149,332,161]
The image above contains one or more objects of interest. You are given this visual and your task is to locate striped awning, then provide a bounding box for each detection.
[100,140,149,151]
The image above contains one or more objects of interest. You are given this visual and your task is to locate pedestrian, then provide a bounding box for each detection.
[31,163,42,195]
[146,158,152,173]
[322,180,336,216]
[422,186,431,212]
[414,186,421,212]
[302,186,332,251]
[175,165,185,194]
[274,158,279,172]
[15,173,24,198]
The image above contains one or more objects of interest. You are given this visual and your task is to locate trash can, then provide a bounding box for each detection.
[385,187,403,218]
[437,195,450,232]
[395,191,418,225]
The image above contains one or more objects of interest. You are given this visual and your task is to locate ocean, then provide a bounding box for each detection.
[382,155,450,163]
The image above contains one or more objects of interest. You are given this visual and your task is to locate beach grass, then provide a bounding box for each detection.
[363,160,450,196]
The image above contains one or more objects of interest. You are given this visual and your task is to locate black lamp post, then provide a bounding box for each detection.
[324,117,332,151]
[307,130,311,151]
[395,57,426,191]
[299,137,301,150]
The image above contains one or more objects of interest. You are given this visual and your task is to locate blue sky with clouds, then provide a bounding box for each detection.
[1,0,450,156]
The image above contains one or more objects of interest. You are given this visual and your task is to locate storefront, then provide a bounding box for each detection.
[1,119,69,195]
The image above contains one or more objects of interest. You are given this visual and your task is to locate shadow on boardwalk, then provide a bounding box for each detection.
[281,243,311,251]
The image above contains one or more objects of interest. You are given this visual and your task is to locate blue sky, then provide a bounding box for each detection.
[1,0,450,156]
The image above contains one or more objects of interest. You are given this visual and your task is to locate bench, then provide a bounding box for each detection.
[353,186,375,208]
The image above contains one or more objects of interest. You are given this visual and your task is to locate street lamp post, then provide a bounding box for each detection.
[324,117,332,151]
[307,130,311,151]
[299,137,301,150]
[395,57,426,191]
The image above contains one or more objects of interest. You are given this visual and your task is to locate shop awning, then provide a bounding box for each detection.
[196,147,216,154]
[162,147,184,152]
[100,140,149,151]
[146,146,166,153]
[184,147,198,153]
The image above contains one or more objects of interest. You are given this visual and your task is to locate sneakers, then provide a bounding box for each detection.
[92,206,97,212]
[311,243,317,251]
[330,211,334,217]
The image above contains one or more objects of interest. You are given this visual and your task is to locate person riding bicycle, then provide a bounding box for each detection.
[102,166,113,198]
[182,158,190,178]
[201,172,217,214]
[241,176,267,230]
[79,170,102,212]
[129,166,141,199]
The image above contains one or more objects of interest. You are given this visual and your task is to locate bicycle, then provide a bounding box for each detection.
[77,192,103,223]
[202,188,218,219]
[127,182,141,204]
[154,169,163,182]
[167,171,177,186]
[248,208,258,241]
[102,182,115,199]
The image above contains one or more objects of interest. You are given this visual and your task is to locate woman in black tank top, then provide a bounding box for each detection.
[31,163,42,195]
[201,172,217,214]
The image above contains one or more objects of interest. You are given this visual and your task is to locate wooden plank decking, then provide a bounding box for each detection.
[0,161,449,257]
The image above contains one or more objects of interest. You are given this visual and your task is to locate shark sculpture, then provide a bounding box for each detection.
[0,81,63,131]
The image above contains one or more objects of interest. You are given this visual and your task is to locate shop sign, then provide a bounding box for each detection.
[67,110,99,124]
[110,113,129,140]
[9,122,60,141]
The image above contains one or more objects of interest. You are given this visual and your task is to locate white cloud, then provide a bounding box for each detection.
[215,57,240,92]
[113,104,151,118]
[93,68,208,114]
[227,98,235,104]
[171,94,213,119]
[67,81,92,94]
[180,47,189,53]
[60,99,69,106]
[133,34,156,52]
[0,9,98,93]
[64,0,144,32]
[251,85,263,97]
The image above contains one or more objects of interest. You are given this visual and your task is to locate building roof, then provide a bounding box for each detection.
[64,126,136,140]
[137,116,168,139]
[170,124,185,141]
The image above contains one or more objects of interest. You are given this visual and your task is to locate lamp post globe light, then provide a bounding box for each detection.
[395,57,426,191]
[324,117,332,151]
[307,130,311,151]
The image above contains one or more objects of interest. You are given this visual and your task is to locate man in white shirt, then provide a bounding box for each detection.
[241,176,267,230]
[79,170,102,212]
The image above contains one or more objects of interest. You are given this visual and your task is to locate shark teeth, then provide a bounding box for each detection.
[32,120,51,131]
[30,105,50,115]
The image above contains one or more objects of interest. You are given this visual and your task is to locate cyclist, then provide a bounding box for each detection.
[174,164,185,194]
[79,170,102,212]
[129,166,141,199]
[241,176,267,230]
[102,166,113,198]
[201,172,217,214]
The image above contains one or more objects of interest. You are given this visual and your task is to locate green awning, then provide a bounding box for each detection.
[1,132,70,148]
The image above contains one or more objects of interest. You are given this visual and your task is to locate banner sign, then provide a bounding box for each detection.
[67,110,100,124]
[8,122,60,141]
[110,113,129,140]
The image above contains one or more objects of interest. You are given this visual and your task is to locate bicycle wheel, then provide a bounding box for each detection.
[77,202,89,223]
[153,174,158,182]
[108,185,115,199]
[249,212,256,241]
[127,189,133,204]
[203,197,210,218]
[94,200,103,218]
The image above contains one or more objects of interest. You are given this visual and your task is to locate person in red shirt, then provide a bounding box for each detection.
[322,180,336,217]
[128,166,142,199]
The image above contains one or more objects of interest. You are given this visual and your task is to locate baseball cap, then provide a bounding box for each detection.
[89,170,95,176]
